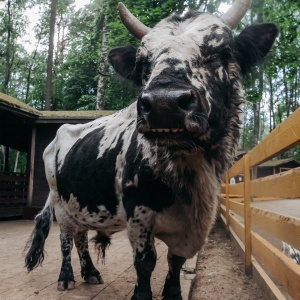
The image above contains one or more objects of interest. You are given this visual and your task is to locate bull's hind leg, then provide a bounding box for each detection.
[57,227,75,291]
[74,231,104,284]
[162,250,186,300]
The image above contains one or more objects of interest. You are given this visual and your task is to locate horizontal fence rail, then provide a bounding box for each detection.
[0,172,28,217]
[221,107,300,300]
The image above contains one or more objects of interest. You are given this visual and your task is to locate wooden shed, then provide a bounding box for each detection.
[256,157,300,178]
[0,93,114,218]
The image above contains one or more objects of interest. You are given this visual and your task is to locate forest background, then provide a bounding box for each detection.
[0,0,299,172]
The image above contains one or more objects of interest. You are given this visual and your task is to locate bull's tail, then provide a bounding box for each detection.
[24,198,54,271]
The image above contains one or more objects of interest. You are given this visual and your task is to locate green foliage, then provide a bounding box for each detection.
[0,149,27,173]
[294,146,300,161]
[239,0,300,152]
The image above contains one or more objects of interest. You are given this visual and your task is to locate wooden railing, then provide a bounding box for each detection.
[0,171,28,218]
[220,107,300,299]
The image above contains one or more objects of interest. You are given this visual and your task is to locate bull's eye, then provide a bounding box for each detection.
[142,62,151,83]
[220,48,232,60]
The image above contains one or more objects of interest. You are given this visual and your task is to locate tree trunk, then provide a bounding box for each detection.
[252,101,260,146]
[1,146,5,171]
[283,67,290,117]
[96,12,109,110]
[45,0,57,110]
[14,151,19,172]
[252,11,264,147]
[3,0,12,94]
[268,77,275,131]
[277,104,282,124]
[252,68,263,147]
[25,34,42,104]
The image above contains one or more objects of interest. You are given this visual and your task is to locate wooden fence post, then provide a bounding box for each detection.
[27,127,36,207]
[225,172,230,236]
[244,154,252,275]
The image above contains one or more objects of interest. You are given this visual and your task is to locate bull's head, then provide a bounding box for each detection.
[109,1,278,149]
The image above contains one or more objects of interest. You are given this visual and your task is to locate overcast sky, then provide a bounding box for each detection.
[22,0,91,52]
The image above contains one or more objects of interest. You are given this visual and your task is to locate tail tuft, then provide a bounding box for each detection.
[90,232,111,264]
[24,205,52,271]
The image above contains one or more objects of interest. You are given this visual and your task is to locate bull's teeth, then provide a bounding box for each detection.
[149,128,183,133]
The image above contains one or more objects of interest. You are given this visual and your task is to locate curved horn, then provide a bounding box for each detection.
[118,2,151,40]
[221,0,253,29]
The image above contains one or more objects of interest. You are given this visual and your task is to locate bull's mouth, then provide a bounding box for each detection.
[139,125,210,150]
[146,128,185,133]
[141,127,193,146]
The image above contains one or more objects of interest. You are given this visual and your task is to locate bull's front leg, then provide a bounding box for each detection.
[127,206,156,300]
[162,250,186,300]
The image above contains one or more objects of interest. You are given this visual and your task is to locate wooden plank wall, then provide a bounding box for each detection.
[0,172,28,217]
[31,125,60,207]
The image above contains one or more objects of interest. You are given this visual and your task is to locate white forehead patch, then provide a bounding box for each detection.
[140,12,229,94]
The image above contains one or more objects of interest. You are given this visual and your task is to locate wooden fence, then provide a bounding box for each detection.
[0,171,28,218]
[220,107,300,300]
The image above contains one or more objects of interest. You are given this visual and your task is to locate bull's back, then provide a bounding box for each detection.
[44,105,137,218]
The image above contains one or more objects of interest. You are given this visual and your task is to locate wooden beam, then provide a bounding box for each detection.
[229,212,245,244]
[27,127,36,207]
[252,231,300,300]
[249,107,300,168]
[244,154,252,275]
[251,168,300,198]
[220,215,290,300]
[225,172,230,235]
[228,156,244,178]
[252,207,300,250]
[229,200,244,218]
[228,182,244,196]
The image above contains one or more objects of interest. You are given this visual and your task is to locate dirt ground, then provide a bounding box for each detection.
[189,220,264,300]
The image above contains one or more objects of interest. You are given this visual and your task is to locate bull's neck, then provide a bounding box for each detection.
[142,141,206,188]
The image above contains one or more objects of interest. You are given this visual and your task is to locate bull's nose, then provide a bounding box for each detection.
[138,89,198,116]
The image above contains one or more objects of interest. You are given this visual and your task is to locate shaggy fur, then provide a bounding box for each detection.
[25,7,278,300]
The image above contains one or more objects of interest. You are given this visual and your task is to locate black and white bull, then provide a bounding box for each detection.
[25,1,278,299]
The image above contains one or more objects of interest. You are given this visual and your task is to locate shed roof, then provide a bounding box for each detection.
[0,93,115,121]
[259,158,300,168]
[0,93,41,118]
[0,93,116,152]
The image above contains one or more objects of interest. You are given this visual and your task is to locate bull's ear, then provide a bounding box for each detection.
[108,45,142,85]
[234,23,279,75]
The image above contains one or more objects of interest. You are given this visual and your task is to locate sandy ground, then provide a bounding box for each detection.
[189,220,264,300]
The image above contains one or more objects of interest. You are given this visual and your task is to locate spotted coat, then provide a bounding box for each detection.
[25,6,278,300]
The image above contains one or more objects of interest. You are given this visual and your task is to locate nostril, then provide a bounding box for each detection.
[139,93,152,114]
[178,90,197,112]
[142,100,152,114]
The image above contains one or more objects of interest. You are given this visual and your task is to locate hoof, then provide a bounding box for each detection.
[163,296,182,300]
[85,275,104,284]
[57,280,75,291]
[131,296,152,300]
[162,288,182,300]
[130,292,152,300]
